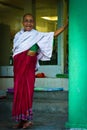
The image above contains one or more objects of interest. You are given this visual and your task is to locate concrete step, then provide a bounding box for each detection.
[33,91,68,113]
[33,100,68,114]
[6,90,68,101]
[0,77,68,90]
[34,91,68,101]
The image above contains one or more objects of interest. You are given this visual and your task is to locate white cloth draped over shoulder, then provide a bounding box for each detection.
[13,29,54,61]
[13,29,54,70]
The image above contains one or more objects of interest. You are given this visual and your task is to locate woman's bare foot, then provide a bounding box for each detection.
[22,121,33,129]
[13,120,24,129]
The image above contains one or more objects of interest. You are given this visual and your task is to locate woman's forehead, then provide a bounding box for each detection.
[24,15,33,19]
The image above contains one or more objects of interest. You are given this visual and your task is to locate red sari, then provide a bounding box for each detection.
[12,50,37,121]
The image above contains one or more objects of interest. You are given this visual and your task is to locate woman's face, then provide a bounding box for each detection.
[22,15,34,31]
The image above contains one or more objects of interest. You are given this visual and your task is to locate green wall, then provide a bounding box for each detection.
[66,0,87,128]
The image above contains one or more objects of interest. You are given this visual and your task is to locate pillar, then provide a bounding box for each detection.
[66,0,87,129]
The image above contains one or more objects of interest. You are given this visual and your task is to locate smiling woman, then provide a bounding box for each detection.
[11,11,68,128]
[22,14,34,31]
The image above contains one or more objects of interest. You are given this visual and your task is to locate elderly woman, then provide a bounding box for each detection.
[12,13,68,129]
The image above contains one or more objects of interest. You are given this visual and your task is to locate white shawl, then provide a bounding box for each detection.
[13,29,54,61]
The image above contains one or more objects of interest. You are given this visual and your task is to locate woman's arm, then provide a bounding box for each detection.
[54,20,68,37]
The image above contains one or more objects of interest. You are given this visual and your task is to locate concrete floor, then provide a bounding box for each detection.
[0,98,68,130]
